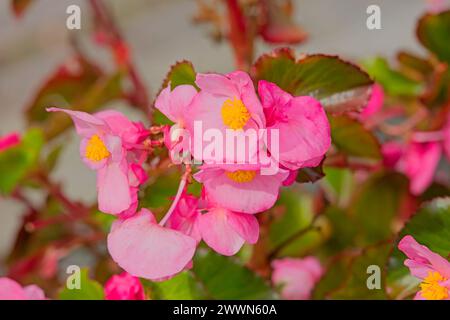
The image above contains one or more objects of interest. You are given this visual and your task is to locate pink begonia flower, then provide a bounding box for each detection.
[359,83,384,122]
[197,207,259,256]
[0,277,46,300]
[0,132,20,152]
[258,80,330,170]
[382,139,442,195]
[47,108,149,215]
[194,167,289,214]
[107,209,196,281]
[186,71,266,165]
[104,272,145,300]
[398,235,450,300]
[271,257,323,300]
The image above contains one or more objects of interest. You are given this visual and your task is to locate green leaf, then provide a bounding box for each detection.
[387,197,450,299]
[59,268,104,300]
[0,128,44,194]
[268,190,325,257]
[193,250,274,299]
[151,271,205,300]
[252,48,373,113]
[351,171,409,244]
[417,10,450,64]
[362,57,422,97]
[329,115,381,159]
[162,60,198,91]
[321,206,357,255]
[314,242,391,299]
[321,167,353,206]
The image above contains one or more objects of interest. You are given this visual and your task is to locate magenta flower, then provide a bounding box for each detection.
[0,132,20,152]
[194,167,288,214]
[104,272,145,300]
[107,209,197,281]
[271,257,323,300]
[258,80,331,170]
[0,277,47,300]
[47,108,149,215]
[398,235,450,300]
[359,83,384,122]
[382,138,442,195]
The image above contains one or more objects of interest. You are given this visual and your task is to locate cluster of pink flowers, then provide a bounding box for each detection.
[46,70,330,281]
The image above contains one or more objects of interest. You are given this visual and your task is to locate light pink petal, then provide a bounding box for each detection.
[198,208,246,256]
[0,278,26,300]
[271,257,323,300]
[195,73,240,97]
[166,193,202,243]
[227,71,265,128]
[194,169,288,214]
[398,235,450,279]
[46,107,107,137]
[97,162,131,214]
[95,110,141,144]
[23,285,47,300]
[403,141,442,195]
[414,291,426,300]
[227,211,259,244]
[269,96,331,169]
[155,85,198,123]
[107,209,197,280]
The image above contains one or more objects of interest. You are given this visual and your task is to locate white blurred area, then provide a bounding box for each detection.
[0,0,435,263]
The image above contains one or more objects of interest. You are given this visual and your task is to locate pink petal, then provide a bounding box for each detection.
[0,133,20,152]
[198,208,246,256]
[360,83,384,121]
[155,85,198,123]
[97,161,132,214]
[0,278,46,300]
[398,235,450,279]
[107,209,197,280]
[23,285,47,300]
[403,141,442,195]
[46,107,107,137]
[195,73,240,97]
[227,211,259,244]
[195,168,288,214]
[166,193,202,243]
[271,257,323,300]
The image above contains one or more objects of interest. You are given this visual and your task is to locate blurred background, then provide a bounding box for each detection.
[0,0,438,267]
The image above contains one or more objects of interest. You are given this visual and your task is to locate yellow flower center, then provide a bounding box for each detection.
[225,170,257,183]
[85,134,110,162]
[221,97,251,130]
[420,271,449,300]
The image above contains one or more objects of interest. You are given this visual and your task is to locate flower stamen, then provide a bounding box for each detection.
[221,98,251,130]
[226,170,257,183]
[420,271,449,300]
[85,134,110,162]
